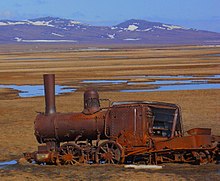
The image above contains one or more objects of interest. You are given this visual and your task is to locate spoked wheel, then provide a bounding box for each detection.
[196,151,211,165]
[183,151,197,163]
[96,141,124,164]
[58,143,84,165]
[185,151,210,165]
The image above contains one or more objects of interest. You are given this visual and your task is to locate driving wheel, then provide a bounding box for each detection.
[58,143,84,165]
[96,141,124,164]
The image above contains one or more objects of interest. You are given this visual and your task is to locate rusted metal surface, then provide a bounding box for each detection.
[35,111,107,143]
[83,88,100,115]
[187,128,211,135]
[24,74,220,165]
[43,74,56,115]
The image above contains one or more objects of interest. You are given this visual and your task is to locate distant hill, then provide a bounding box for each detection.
[0,17,220,45]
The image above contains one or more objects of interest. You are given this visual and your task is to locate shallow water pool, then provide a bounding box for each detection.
[121,83,220,92]
[0,160,17,169]
[0,85,76,97]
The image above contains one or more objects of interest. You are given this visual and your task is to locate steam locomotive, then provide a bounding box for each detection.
[24,74,220,165]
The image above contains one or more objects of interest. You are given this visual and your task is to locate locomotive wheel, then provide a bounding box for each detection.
[58,143,84,165]
[183,151,197,163]
[185,151,210,165]
[96,141,124,164]
[197,151,210,165]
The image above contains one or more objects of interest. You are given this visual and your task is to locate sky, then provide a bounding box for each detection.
[0,0,220,32]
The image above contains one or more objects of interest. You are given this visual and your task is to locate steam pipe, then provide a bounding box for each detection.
[43,74,56,115]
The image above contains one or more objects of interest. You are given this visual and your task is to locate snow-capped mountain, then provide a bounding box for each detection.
[115,19,189,32]
[0,17,220,45]
[0,17,82,28]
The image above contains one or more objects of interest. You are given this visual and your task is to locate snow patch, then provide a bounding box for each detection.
[143,28,152,32]
[70,20,81,24]
[0,22,8,26]
[126,25,138,31]
[76,47,110,51]
[154,26,166,30]
[133,23,139,25]
[68,20,81,26]
[162,24,183,30]
[0,21,26,26]
[22,40,77,43]
[111,27,117,30]
[0,20,55,27]
[15,38,77,43]
[107,34,115,39]
[27,21,54,27]
[51,32,64,37]
[123,38,140,41]
[15,37,22,42]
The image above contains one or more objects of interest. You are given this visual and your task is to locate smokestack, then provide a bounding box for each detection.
[43,74,56,115]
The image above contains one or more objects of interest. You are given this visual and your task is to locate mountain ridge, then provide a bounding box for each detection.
[0,17,220,45]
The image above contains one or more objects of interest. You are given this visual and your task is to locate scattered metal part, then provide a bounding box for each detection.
[124,164,163,169]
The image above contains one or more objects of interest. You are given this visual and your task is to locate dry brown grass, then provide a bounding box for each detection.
[0,45,220,85]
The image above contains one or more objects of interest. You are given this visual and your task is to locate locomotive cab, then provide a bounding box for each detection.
[149,103,183,139]
[106,101,183,147]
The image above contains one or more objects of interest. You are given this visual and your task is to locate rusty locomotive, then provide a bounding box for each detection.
[24,74,220,165]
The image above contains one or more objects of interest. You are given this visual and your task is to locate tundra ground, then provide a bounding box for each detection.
[0,44,219,180]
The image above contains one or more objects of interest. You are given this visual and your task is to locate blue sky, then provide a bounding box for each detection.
[0,0,220,32]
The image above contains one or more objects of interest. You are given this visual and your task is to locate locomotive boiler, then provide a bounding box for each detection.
[24,74,220,165]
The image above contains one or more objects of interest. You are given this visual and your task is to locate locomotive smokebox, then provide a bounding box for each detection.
[43,74,56,115]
